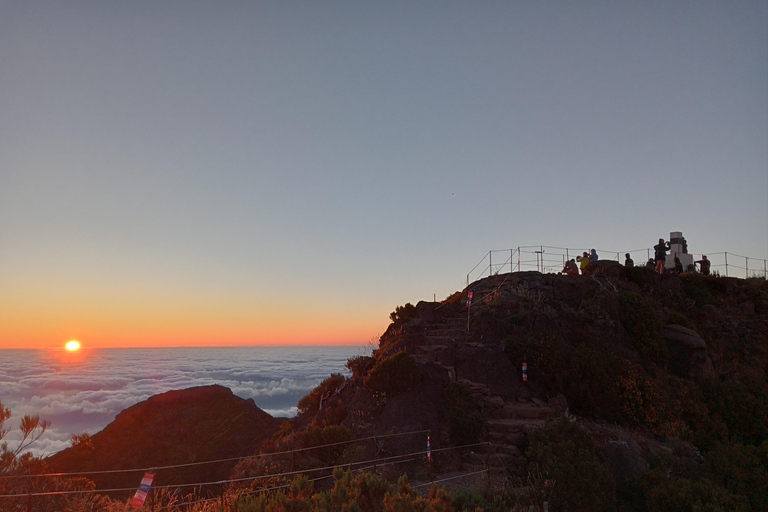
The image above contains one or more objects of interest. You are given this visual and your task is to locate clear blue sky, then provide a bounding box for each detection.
[1,1,766,347]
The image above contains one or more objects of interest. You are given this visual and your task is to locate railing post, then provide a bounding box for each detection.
[746,257,749,277]
[511,249,513,274]
[725,252,728,277]
[489,251,492,277]
[373,436,378,473]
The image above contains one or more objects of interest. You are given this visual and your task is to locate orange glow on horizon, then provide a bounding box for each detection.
[65,340,81,351]
[0,293,389,349]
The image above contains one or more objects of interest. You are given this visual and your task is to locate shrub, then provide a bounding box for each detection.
[701,376,768,446]
[452,491,508,512]
[445,383,484,445]
[301,424,354,466]
[643,474,749,512]
[346,356,374,381]
[442,291,463,305]
[705,442,768,511]
[521,417,615,512]
[666,310,694,330]
[504,331,564,394]
[364,351,423,396]
[562,346,622,420]
[389,303,417,325]
[297,374,346,414]
[619,292,667,365]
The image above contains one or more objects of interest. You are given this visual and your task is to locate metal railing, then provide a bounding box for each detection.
[467,246,768,285]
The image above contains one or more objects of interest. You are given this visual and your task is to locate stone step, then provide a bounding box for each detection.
[497,403,555,420]
[426,330,462,337]
[488,443,521,458]
[463,452,511,468]
[424,334,461,341]
[484,431,525,447]
[485,419,546,434]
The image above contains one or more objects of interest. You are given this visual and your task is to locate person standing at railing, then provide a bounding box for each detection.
[695,255,711,275]
[624,253,634,267]
[589,249,599,263]
[654,238,671,274]
[576,252,590,275]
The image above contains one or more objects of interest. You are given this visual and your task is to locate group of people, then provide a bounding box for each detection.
[560,240,711,276]
[651,238,710,275]
[561,249,598,275]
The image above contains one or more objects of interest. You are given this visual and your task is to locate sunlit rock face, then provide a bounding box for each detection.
[46,385,281,496]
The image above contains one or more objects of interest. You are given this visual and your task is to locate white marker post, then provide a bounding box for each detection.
[131,472,155,509]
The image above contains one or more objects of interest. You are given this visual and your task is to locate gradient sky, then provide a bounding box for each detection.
[2,1,766,349]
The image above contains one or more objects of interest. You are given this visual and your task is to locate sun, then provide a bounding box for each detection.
[65,340,81,351]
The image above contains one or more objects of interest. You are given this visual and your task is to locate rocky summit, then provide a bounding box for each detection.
[286,264,767,503]
[46,385,281,494]
[44,266,768,509]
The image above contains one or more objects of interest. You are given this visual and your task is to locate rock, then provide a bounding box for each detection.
[547,394,569,415]
[485,396,505,410]
[740,301,755,315]
[661,324,706,349]
[662,324,714,379]
[597,441,649,485]
[702,304,722,320]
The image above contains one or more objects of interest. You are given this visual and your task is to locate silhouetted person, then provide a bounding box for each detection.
[624,253,634,268]
[561,259,579,275]
[695,255,711,276]
[654,238,671,274]
[673,256,683,274]
[646,259,655,269]
[576,252,590,275]
[589,249,598,263]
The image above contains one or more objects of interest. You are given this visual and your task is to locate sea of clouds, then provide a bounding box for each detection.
[0,346,369,456]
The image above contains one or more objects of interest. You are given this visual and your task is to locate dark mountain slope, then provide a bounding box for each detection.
[47,385,281,496]
[272,265,767,507]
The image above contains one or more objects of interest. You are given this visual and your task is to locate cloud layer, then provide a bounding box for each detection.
[0,346,368,456]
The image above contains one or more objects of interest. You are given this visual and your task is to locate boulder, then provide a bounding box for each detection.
[661,324,706,349]
[597,440,649,485]
[662,325,714,379]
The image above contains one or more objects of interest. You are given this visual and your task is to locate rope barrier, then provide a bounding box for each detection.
[0,440,486,499]
[0,429,432,481]
[412,468,489,489]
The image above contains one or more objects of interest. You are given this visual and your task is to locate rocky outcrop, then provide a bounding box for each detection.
[46,385,281,497]
[662,324,714,379]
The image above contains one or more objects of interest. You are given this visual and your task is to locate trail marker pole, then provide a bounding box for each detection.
[373,436,378,473]
[427,431,433,484]
[466,292,473,331]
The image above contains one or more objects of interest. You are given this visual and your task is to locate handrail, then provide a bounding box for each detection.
[466,245,767,285]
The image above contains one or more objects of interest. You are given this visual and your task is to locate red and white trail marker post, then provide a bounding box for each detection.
[522,362,528,382]
[131,472,155,509]
[466,291,473,331]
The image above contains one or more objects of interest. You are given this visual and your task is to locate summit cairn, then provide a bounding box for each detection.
[666,231,693,271]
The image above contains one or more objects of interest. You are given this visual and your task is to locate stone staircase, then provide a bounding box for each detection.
[457,378,556,474]
[410,308,468,363]
[424,316,467,345]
